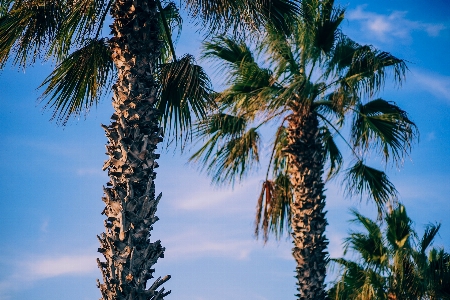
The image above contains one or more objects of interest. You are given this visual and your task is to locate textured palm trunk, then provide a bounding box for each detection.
[96,1,170,299]
[286,108,328,300]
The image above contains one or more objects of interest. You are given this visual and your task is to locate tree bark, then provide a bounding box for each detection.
[97,1,170,299]
[286,108,328,300]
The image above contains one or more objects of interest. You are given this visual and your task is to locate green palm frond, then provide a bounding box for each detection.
[331,204,450,299]
[342,45,407,96]
[204,127,261,185]
[39,38,113,124]
[352,99,418,165]
[202,36,255,76]
[385,204,413,251]
[0,1,63,67]
[190,112,247,165]
[185,0,299,35]
[0,0,13,17]
[419,223,441,254]
[321,126,343,180]
[158,54,213,142]
[345,160,397,213]
[158,1,182,63]
[312,0,345,54]
[346,209,388,267]
[255,172,292,242]
[50,0,112,60]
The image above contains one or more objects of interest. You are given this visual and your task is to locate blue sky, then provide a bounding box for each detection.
[0,1,449,299]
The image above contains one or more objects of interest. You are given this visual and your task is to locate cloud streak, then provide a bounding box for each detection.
[0,253,98,298]
[410,70,450,102]
[347,6,446,43]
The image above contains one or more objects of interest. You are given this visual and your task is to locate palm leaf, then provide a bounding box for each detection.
[190,112,247,165]
[351,99,418,165]
[343,45,407,96]
[202,36,255,76]
[185,0,299,34]
[255,172,292,242]
[345,160,398,214]
[0,1,63,67]
[321,126,343,180]
[419,223,441,254]
[346,209,388,267]
[39,38,114,124]
[204,127,261,185]
[50,0,112,60]
[158,1,182,63]
[385,204,413,250]
[158,54,213,142]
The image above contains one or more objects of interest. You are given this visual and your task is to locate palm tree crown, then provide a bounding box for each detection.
[329,204,450,300]
[190,0,417,298]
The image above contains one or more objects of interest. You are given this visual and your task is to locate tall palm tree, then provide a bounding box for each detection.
[329,204,450,300]
[190,0,417,298]
[0,0,299,299]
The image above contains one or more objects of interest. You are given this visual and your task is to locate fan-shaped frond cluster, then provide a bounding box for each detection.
[330,204,450,300]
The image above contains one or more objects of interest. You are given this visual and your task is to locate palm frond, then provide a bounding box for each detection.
[158,1,182,63]
[347,209,388,267]
[351,99,418,165]
[204,127,261,185]
[345,160,398,214]
[190,112,247,165]
[0,1,63,67]
[312,0,345,54]
[419,223,441,254]
[185,0,299,35]
[255,172,292,242]
[49,0,112,60]
[0,0,13,17]
[342,45,407,96]
[39,38,113,124]
[385,204,414,251]
[158,54,213,143]
[202,36,255,76]
[321,126,343,180]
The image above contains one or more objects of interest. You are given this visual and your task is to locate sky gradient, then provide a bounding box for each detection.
[1,1,449,299]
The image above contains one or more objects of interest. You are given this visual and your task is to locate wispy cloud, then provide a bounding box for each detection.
[0,253,98,297]
[162,227,292,262]
[410,70,450,102]
[347,6,446,43]
[169,176,260,214]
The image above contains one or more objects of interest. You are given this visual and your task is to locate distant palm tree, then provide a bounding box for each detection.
[329,204,450,300]
[0,0,299,299]
[190,0,417,298]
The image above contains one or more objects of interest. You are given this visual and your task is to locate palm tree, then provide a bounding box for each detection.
[0,0,299,299]
[329,204,450,300]
[190,0,417,298]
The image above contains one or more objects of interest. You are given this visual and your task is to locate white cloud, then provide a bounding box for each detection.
[0,253,98,297]
[26,255,97,279]
[410,70,450,102]
[161,227,293,262]
[347,6,446,43]
[170,177,260,213]
[163,229,257,260]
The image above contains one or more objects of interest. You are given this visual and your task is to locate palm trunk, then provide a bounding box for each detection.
[96,1,170,299]
[286,108,328,300]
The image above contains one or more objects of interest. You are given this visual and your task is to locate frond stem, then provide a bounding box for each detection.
[156,0,177,61]
[316,112,360,158]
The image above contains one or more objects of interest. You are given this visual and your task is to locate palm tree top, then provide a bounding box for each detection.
[190,0,418,241]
